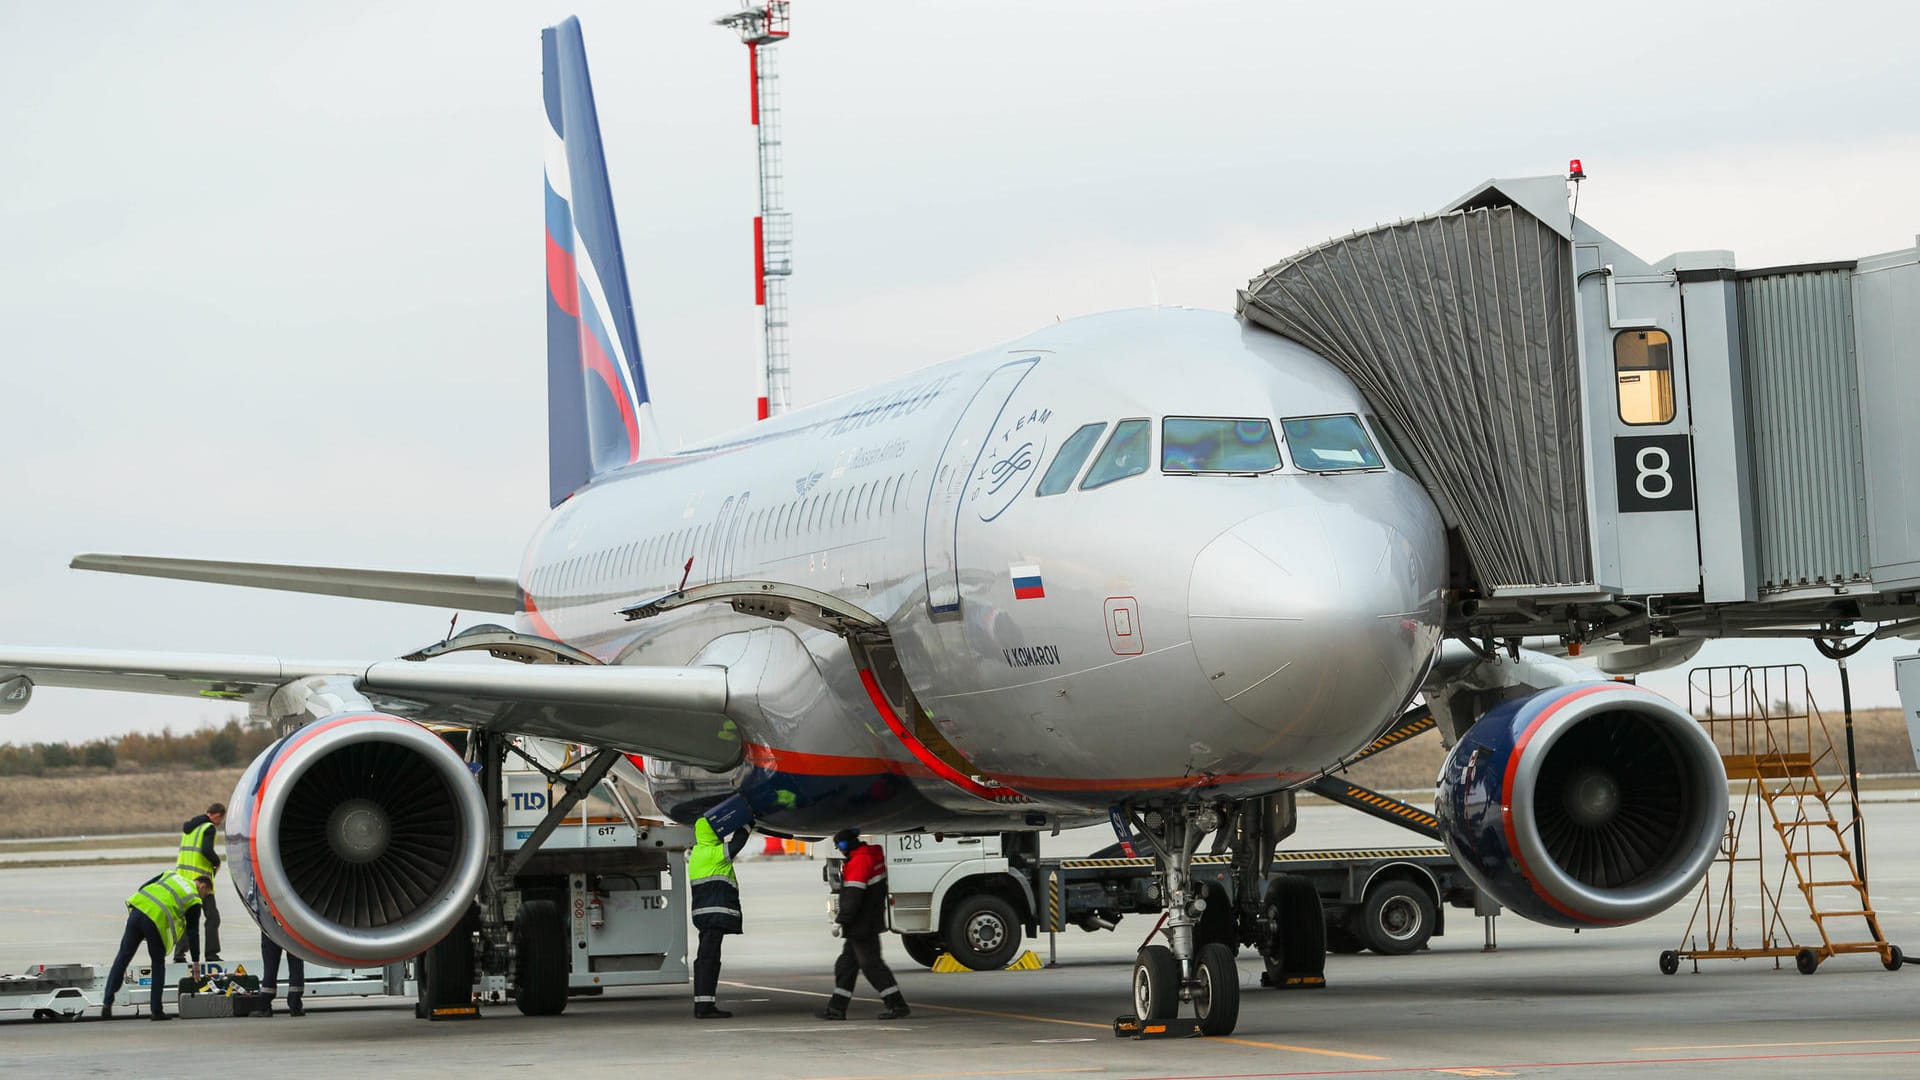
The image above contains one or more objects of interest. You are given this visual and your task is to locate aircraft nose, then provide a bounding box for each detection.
[1187,504,1442,744]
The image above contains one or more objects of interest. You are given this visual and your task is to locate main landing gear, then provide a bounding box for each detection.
[1115,794,1323,1039]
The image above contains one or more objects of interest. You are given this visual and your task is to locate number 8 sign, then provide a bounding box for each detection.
[1613,435,1694,513]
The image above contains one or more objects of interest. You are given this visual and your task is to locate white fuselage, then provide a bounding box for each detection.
[517,309,1448,832]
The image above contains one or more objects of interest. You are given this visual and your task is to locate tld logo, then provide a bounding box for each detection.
[511,792,548,811]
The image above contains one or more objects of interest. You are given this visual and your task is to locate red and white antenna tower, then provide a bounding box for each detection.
[715,2,793,421]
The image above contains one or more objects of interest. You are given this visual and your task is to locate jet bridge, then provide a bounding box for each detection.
[1238,175,1920,647]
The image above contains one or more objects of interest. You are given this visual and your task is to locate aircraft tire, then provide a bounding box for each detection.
[1195,881,1237,953]
[1194,942,1241,1036]
[1358,878,1434,956]
[416,909,477,1019]
[1132,945,1180,1021]
[901,933,945,969]
[514,899,570,1016]
[943,893,1021,971]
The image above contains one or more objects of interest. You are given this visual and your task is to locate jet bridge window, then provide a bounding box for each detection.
[1280,415,1384,472]
[1080,419,1151,490]
[1036,422,1107,496]
[1615,328,1675,425]
[1161,417,1282,474]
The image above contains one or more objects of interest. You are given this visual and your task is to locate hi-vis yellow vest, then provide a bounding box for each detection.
[177,820,217,880]
[127,873,201,955]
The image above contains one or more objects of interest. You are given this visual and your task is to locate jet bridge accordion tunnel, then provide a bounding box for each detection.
[1238,176,1920,631]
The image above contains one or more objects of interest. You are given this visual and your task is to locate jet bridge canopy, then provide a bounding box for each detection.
[1238,195,1589,594]
[1239,174,1920,643]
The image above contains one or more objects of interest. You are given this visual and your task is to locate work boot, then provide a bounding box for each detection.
[693,1004,733,1019]
[286,991,305,1017]
[815,1007,846,1021]
[876,1004,911,1020]
[98,1005,114,1021]
[150,1011,176,1022]
[253,996,275,1017]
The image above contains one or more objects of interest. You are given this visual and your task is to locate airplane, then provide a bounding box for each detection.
[0,16,1734,1035]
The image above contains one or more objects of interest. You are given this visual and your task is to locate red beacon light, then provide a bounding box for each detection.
[1568,158,1586,181]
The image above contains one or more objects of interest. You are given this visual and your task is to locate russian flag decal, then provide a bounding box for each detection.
[1011,564,1045,600]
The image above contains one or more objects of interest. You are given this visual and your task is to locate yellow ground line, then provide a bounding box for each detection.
[721,979,1384,1061]
[800,1070,1102,1080]
[1633,1038,1920,1051]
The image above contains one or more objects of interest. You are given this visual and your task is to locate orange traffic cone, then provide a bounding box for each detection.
[761,834,786,857]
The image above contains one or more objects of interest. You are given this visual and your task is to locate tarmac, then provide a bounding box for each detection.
[3,802,1918,1079]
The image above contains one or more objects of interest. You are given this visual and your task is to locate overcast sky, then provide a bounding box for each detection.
[3,1,1918,747]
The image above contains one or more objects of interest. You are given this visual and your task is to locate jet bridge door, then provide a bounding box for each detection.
[1578,264,1702,595]
[923,358,1038,614]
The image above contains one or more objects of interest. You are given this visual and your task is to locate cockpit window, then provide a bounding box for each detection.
[1280,414,1385,472]
[1036,422,1107,497]
[1080,419,1151,490]
[1161,418,1282,474]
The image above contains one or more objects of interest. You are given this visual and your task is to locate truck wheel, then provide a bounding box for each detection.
[1326,924,1367,954]
[514,899,570,1016]
[1194,941,1241,1036]
[901,933,946,969]
[1359,879,1435,956]
[1132,944,1180,1020]
[943,893,1022,970]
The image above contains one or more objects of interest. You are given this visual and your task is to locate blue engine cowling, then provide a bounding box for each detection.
[227,713,489,966]
[1435,682,1726,928]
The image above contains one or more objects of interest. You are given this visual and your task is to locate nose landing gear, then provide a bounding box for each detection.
[1121,795,1282,1037]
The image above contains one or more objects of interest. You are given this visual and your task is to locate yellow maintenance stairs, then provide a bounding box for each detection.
[1662,664,1903,975]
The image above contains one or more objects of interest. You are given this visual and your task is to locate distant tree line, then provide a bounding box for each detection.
[0,718,277,776]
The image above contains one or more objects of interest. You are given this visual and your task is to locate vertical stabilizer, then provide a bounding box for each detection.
[543,17,658,507]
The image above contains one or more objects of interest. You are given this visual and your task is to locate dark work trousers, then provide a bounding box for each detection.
[260,934,304,997]
[173,887,218,960]
[693,926,727,1007]
[104,910,166,1015]
[826,934,906,1013]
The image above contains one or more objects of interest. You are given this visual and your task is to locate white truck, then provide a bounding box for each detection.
[868,831,1487,971]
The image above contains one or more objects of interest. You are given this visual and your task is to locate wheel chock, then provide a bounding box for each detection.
[1112,1014,1200,1039]
[931,950,1044,973]
[427,1004,481,1021]
[1259,970,1327,989]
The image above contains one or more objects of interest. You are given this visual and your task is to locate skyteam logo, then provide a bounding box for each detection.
[971,403,1052,523]
[1010,564,1045,600]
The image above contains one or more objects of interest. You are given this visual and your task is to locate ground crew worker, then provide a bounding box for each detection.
[817,828,910,1021]
[171,801,225,963]
[689,796,752,1019]
[255,930,306,1017]
[101,871,213,1021]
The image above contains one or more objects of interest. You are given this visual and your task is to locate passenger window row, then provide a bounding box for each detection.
[530,470,918,599]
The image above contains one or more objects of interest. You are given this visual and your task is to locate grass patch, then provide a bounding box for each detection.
[0,767,245,840]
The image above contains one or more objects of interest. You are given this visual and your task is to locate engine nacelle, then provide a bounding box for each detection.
[1435,682,1726,928]
[228,713,488,966]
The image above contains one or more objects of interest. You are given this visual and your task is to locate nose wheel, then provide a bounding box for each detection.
[1113,803,1247,1038]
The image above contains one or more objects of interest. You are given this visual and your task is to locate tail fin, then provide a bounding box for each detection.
[543,17,657,507]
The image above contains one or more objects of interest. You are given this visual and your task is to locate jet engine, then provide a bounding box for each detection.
[1435,682,1725,928]
[227,713,488,965]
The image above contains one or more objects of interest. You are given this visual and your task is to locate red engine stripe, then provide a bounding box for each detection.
[250,713,402,966]
[1499,684,1651,926]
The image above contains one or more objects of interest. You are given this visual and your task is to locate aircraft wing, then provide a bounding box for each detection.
[0,647,740,769]
[70,554,524,613]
